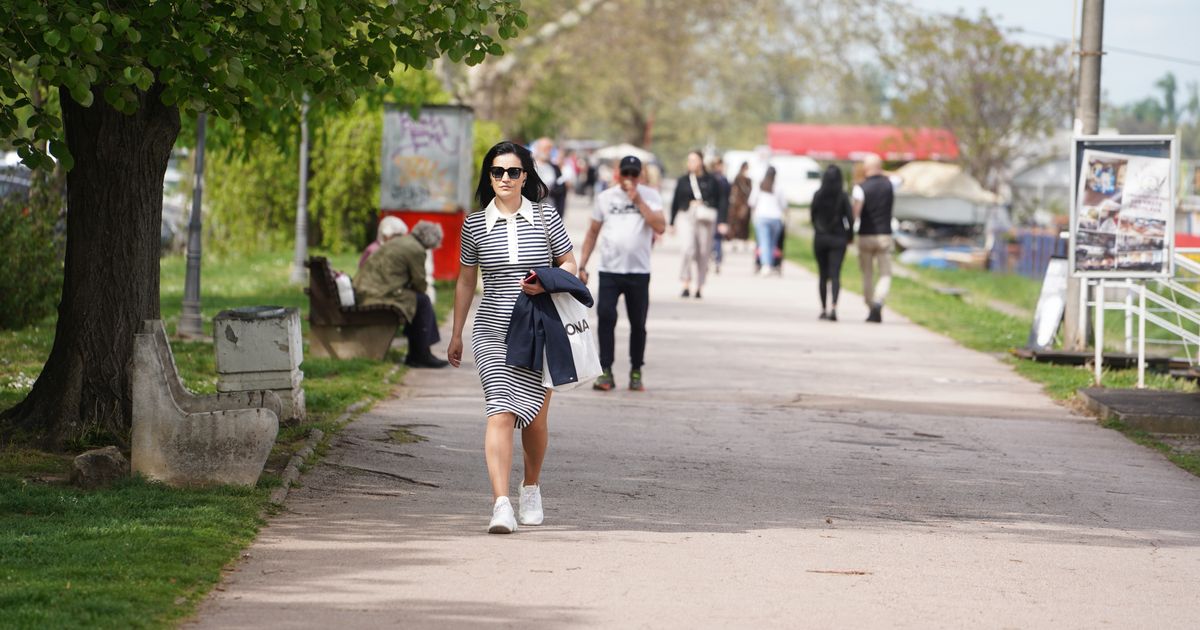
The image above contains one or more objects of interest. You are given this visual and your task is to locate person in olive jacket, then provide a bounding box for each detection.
[670,150,727,299]
[353,221,447,368]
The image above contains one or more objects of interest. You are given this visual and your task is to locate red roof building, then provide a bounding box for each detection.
[766,124,960,162]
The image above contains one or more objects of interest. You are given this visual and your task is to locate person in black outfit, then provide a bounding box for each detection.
[810,165,854,321]
[709,156,731,274]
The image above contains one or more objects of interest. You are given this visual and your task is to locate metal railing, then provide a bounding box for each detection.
[1085,248,1200,387]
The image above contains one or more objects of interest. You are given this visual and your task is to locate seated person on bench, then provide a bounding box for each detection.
[359,215,408,272]
[354,221,448,368]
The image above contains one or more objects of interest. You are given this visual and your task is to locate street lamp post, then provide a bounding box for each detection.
[290,95,310,285]
[179,112,207,338]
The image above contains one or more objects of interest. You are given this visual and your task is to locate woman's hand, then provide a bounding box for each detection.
[447,335,464,368]
[521,276,547,296]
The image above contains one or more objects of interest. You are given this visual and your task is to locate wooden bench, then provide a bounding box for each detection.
[304,256,404,360]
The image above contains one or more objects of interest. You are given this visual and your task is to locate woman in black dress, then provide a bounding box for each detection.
[810,165,854,321]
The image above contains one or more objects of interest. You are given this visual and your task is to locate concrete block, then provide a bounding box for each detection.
[1080,388,1200,435]
[131,320,279,487]
[214,307,302,374]
[217,369,302,392]
[213,306,306,423]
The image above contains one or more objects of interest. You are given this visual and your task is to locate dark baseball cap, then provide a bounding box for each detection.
[619,155,642,175]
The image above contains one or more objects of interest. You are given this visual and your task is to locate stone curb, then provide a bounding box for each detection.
[267,365,401,506]
[267,399,377,505]
[269,427,324,506]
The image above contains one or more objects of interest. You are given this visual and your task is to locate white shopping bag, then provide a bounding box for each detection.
[542,292,602,391]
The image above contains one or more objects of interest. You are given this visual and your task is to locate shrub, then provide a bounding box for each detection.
[0,194,62,329]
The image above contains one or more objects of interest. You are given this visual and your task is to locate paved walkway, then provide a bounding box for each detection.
[193,200,1200,629]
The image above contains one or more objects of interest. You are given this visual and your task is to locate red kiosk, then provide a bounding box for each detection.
[379,104,475,281]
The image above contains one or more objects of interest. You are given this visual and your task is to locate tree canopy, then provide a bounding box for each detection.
[1,0,527,170]
[0,0,528,447]
[885,12,1071,191]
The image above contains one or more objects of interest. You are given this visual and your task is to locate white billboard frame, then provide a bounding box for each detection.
[1069,134,1177,279]
[379,104,474,213]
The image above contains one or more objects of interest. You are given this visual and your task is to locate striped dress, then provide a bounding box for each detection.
[460,199,573,428]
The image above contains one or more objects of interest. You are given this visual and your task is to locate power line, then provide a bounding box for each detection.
[1012,26,1200,68]
[893,0,1200,69]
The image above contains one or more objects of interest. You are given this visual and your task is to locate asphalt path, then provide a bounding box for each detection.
[192,197,1200,629]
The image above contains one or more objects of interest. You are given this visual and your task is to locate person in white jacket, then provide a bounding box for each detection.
[749,166,787,276]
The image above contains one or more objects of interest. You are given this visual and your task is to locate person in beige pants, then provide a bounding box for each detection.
[670,150,726,299]
[856,234,892,307]
[851,154,896,323]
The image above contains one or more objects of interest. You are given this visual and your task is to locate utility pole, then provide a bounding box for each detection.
[290,95,310,285]
[1064,0,1104,351]
[179,112,207,338]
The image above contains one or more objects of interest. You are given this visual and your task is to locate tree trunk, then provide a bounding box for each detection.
[0,83,180,449]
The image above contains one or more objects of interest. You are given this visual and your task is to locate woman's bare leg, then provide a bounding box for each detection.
[521,391,552,486]
[485,412,516,499]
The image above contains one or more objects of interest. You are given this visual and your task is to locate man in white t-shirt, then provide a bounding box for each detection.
[578,156,666,392]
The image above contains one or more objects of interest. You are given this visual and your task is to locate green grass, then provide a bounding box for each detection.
[1101,419,1200,477]
[0,477,265,629]
[906,264,1041,315]
[786,233,1199,476]
[0,249,452,629]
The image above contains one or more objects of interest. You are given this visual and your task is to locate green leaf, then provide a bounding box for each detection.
[182,1,201,19]
[49,140,74,171]
[112,15,130,36]
[43,30,61,47]
[135,73,153,91]
[69,84,93,107]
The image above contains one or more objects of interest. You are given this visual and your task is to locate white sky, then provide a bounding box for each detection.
[903,0,1200,106]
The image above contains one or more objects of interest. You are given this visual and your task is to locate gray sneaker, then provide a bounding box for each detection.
[593,370,615,391]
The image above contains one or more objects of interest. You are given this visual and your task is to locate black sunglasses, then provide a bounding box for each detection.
[489,166,525,180]
[619,168,641,177]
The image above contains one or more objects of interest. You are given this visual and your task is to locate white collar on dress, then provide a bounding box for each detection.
[484,196,536,234]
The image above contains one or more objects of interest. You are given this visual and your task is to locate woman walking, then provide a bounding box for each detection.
[728,162,753,247]
[447,141,578,534]
[810,164,854,321]
[749,166,787,276]
[670,150,722,298]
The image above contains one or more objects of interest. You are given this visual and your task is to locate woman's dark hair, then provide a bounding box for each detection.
[688,150,707,174]
[760,166,777,193]
[475,141,549,209]
[811,164,847,233]
[738,161,750,175]
[812,164,844,205]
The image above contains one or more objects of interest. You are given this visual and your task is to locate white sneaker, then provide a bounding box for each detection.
[518,484,544,526]
[488,496,518,534]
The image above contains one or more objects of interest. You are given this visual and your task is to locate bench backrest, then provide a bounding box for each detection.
[304,257,346,326]
[304,256,403,327]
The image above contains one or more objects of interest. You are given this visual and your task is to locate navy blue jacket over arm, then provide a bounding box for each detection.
[505,267,594,386]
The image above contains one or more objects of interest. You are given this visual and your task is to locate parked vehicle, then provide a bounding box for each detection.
[722,148,821,207]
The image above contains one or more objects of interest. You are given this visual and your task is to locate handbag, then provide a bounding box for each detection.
[688,174,719,224]
[535,204,602,391]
